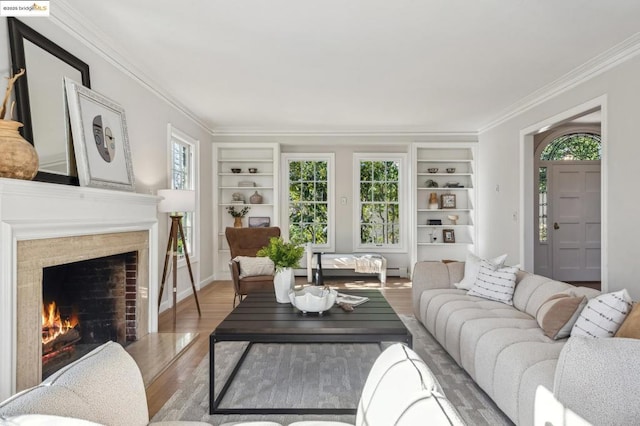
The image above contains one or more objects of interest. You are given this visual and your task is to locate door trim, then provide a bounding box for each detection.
[519,95,608,291]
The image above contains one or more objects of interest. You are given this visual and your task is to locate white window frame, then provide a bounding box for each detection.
[281,153,335,252]
[353,153,407,253]
[167,124,199,264]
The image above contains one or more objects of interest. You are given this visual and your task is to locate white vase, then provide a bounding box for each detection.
[274,267,295,303]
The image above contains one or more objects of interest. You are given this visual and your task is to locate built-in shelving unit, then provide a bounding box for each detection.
[213,143,280,278]
[412,143,477,269]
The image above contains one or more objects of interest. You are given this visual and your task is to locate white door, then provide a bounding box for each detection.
[551,164,601,281]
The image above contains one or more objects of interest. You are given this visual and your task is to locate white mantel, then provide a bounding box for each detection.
[0,178,159,401]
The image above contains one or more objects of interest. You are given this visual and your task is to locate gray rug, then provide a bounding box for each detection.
[152,315,513,425]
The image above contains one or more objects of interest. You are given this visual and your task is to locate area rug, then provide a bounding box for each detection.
[152,315,513,425]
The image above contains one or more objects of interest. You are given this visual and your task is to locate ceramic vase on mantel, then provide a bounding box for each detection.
[274,267,295,303]
[0,120,39,180]
[233,217,243,228]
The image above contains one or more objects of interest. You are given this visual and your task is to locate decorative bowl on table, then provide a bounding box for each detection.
[231,168,242,173]
[427,168,438,173]
[289,287,337,315]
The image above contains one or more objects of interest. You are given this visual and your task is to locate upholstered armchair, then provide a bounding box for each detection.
[225,226,281,306]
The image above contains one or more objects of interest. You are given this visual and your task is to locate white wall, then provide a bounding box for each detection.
[0,17,214,310]
[478,55,640,299]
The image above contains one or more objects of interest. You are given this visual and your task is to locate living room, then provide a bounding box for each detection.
[1,1,640,425]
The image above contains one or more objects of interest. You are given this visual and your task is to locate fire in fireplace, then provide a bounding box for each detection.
[41,251,138,379]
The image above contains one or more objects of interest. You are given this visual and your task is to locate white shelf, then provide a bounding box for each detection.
[220,203,274,207]
[220,186,274,190]
[218,173,272,176]
[412,142,477,269]
[218,159,273,163]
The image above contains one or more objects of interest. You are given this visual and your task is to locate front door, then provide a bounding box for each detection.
[551,164,601,281]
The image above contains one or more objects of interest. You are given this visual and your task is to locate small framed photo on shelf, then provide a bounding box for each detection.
[248,216,270,228]
[443,229,456,243]
[440,193,456,209]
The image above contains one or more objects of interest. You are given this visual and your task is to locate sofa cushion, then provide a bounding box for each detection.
[0,341,149,426]
[615,303,640,338]
[0,414,103,425]
[467,260,518,305]
[571,289,632,338]
[536,292,587,340]
[454,252,507,290]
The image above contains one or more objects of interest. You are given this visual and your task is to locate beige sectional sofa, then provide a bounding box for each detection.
[412,260,640,426]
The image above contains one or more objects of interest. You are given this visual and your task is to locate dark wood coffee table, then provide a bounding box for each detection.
[209,289,411,415]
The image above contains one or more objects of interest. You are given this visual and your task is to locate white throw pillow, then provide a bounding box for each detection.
[467,260,518,305]
[233,256,275,278]
[454,252,508,290]
[571,289,632,338]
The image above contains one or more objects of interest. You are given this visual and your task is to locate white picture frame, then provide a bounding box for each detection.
[64,77,135,191]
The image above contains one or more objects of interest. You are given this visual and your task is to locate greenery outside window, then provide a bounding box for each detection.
[169,126,198,258]
[283,153,334,250]
[354,153,405,251]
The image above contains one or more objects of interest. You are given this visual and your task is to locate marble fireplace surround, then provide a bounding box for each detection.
[0,178,159,401]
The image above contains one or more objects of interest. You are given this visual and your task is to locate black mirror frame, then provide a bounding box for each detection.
[7,17,91,186]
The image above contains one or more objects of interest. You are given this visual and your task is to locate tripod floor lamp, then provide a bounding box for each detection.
[157,189,201,327]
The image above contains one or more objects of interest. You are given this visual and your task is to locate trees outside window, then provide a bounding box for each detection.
[284,154,334,250]
[354,154,405,250]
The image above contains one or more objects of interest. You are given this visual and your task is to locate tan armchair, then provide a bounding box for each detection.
[225,226,281,306]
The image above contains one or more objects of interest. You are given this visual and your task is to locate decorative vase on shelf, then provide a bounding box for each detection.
[233,217,243,228]
[274,267,295,303]
[0,120,39,180]
[428,192,439,210]
[249,191,263,204]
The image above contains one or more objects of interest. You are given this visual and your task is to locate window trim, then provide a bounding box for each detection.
[352,152,407,253]
[167,124,199,264]
[281,152,335,252]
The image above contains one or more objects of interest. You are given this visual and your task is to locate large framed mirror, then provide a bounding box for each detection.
[8,17,91,185]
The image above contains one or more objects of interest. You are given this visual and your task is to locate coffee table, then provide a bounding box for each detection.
[209,289,411,415]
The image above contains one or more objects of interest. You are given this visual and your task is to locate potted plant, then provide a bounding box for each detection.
[226,206,250,228]
[257,237,305,303]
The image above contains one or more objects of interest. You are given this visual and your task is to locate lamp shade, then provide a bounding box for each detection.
[157,189,195,213]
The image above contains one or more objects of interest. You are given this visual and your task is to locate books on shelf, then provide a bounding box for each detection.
[336,293,369,307]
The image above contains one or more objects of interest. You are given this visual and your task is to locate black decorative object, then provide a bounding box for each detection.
[314,252,324,286]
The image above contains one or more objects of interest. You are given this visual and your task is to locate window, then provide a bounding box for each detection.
[168,125,198,258]
[354,154,405,251]
[537,132,600,242]
[283,153,334,250]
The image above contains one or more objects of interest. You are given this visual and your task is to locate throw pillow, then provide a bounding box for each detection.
[536,291,587,339]
[466,260,518,305]
[454,252,508,290]
[571,289,632,338]
[615,302,640,339]
[233,256,275,279]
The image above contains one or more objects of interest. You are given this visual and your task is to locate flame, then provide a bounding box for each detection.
[42,301,78,345]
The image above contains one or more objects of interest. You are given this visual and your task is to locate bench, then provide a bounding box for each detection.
[305,244,387,285]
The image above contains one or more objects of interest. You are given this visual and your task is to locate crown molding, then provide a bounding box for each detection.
[211,128,478,138]
[479,32,640,134]
[51,0,213,134]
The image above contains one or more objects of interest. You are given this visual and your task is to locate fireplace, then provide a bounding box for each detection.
[41,252,138,379]
[0,178,159,400]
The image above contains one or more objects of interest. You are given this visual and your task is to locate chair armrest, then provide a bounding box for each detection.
[228,260,241,293]
[553,336,640,425]
[411,261,461,318]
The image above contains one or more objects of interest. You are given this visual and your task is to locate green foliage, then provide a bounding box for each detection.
[359,160,401,245]
[257,237,305,272]
[540,133,601,161]
[288,160,329,245]
[226,206,250,218]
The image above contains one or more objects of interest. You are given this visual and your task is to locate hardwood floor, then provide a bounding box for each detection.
[145,276,413,417]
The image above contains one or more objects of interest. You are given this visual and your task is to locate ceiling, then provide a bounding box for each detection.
[59,0,640,134]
